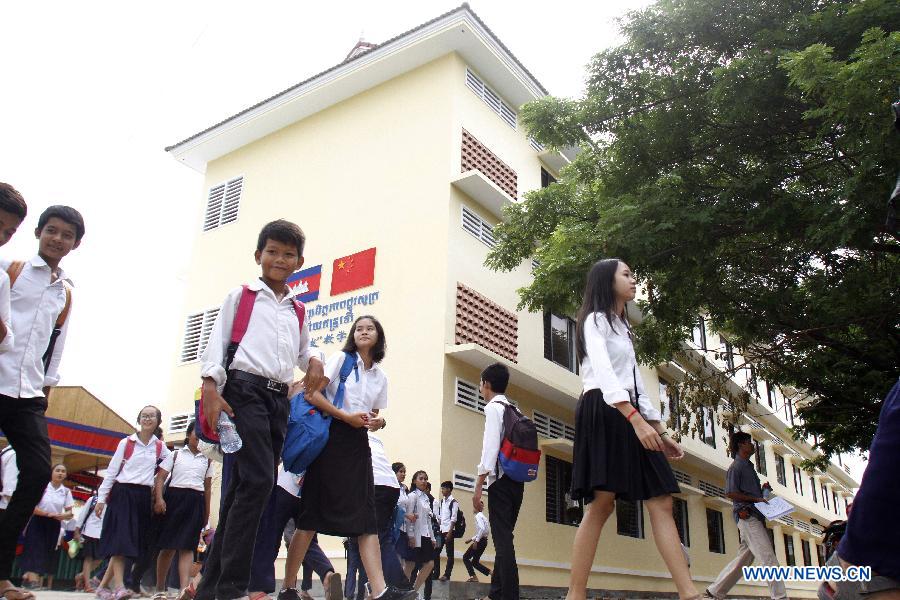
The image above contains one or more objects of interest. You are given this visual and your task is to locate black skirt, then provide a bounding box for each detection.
[156,487,205,550]
[99,483,152,558]
[19,515,59,574]
[571,389,680,503]
[296,419,377,537]
[82,535,102,560]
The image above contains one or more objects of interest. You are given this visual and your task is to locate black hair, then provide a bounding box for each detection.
[0,183,27,220]
[480,363,509,394]
[575,258,629,364]
[391,462,405,474]
[410,470,428,492]
[37,205,85,242]
[341,315,386,363]
[51,463,67,472]
[256,219,305,256]
[184,420,196,447]
[730,431,753,455]
[441,481,453,490]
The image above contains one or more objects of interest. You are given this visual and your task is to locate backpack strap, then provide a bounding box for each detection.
[117,438,137,478]
[225,286,257,372]
[6,261,24,288]
[155,440,163,460]
[290,298,306,335]
[56,285,72,328]
[331,352,359,411]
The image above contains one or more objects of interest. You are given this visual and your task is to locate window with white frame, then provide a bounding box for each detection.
[454,378,487,414]
[461,206,496,248]
[543,312,577,373]
[203,177,243,232]
[180,309,220,363]
[533,410,575,442]
[465,68,517,129]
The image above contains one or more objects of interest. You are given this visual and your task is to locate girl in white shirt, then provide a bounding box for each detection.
[19,463,73,589]
[153,421,212,599]
[567,259,698,600]
[282,316,411,600]
[74,492,104,594]
[403,471,436,595]
[95,406,170,600]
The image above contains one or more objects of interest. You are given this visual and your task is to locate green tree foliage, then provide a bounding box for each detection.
[486,0,900,462]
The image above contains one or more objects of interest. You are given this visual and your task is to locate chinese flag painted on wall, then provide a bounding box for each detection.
[330,248,377,295]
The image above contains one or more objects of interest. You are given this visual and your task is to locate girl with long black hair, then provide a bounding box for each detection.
[19,463,73,590]
[566,259,698,600]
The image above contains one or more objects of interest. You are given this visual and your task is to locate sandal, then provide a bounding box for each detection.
[151,593,170,600]
[0,588,35,600]
[175,584,195,600]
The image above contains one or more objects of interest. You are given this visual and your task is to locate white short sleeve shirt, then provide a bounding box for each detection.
[160,447,212,492]
[323,352,388,416]
[36,482,74,514]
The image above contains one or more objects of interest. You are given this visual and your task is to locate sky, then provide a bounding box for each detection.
[0,1,867,481]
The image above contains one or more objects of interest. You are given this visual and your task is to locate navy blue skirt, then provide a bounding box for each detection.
[99,483,152,558]
[19,515,59,574]
[156,487,205,550]
[82,535,102,560]
[572,389,680,502]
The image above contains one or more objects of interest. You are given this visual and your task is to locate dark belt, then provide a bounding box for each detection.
[229,370,288,395]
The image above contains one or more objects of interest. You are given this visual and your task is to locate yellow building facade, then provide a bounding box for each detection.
[165,6,857,597]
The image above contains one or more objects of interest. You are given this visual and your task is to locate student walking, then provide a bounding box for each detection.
[0,183,28,357]
[434,481,459,582]
[462,508,490,582]
[0,203,82,600]
[566,259,697,600]
[403,471,436,599]
[19,463,74,589]
[704,432,786,600]
[74,492,105,594]
[473,363,523,600]
[95,406,169,600]
[283,316,413,600]
[195,220,325,600]
[153,422,212,600]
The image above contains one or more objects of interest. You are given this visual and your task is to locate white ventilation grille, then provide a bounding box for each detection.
[698,480,726,498]
[748,417,765,430]
[796,521,811,534]
[169,413,192,434]
[531,258,540,272]
[455,378,487,414]
[529,137,544,152]
[465,68,517,129]
[811,524,824,536]
[778,515,796,527]
[203,177,243,232]
[533,410,575,442]
[181,309,219,363]
[672,469,693,486]
[453,471,477,493]
[461,206,496,248]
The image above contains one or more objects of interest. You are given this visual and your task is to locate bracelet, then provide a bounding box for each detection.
[381,418,387,430]
[660,430,669,438]
[626,408,639,421]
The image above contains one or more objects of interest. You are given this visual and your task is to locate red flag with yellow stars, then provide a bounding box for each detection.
[330,248,377,295]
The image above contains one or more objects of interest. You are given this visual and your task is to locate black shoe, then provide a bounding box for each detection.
[371,586,417,600]
[278,588,302,600]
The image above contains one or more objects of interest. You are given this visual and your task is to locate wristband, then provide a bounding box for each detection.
[626,408,639,421]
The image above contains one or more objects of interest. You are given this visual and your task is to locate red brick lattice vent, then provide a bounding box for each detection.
[461,129,518,199]
[455,283,518,363]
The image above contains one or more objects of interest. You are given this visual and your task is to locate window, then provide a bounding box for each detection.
[784,534,796,566]
[660,378,681,431]
[168,413,192,434]
[461,206,496,248]
[454,378,487,414]
[722,337,735,371]
[802,539,812,566]
[452,472,477,493]
[775,454,786,486]
[203,176,243,232]
[465,68,517,129]
[691,318,707,350]
[543,312,577,373]
[793,465,803,496]
[706,508,725,554]
[833,491,839,514]
[616,499,644,538]
[784,398,795,426]
[766,381,776,408]
[673,497,690,547]
[810,476,818,503]
[822,484,830,510]
[754,441,768,475]
[700,406,716,448]
[540,168,556,188]
[180,309,219,363]
[533,411,575,442]
[545,456,580,526]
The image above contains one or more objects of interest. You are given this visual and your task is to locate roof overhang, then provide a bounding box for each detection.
[166,4,549,173]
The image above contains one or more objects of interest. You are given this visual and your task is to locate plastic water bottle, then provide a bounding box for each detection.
[763,486,772,500]
[218,412,242,454]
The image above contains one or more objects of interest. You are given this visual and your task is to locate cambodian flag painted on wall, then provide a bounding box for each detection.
[287,265,322,303]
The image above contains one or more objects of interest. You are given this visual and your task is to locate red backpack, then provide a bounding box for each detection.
[117,437,164,477]
[196,285,306,444]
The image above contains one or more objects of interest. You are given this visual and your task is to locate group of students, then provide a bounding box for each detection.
[0,182,84,600]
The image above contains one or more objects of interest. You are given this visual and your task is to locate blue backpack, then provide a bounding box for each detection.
[282,352,358,475]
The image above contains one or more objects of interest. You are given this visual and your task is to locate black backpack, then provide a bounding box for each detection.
[450,499,466,538]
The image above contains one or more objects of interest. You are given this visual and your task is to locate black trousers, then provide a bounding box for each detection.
[195,378,289,600]
[463,539,490,577]
[436,534,455,578]
[488,476,523,600]
[0,395,51,580]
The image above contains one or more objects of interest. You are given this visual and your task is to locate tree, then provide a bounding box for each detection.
[486,0,900,462]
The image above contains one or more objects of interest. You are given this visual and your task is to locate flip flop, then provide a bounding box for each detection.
[0,588,35,600]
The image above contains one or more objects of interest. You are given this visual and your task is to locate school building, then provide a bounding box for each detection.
[163,5,858,597]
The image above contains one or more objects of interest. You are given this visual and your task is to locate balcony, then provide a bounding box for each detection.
[451,169,514,220]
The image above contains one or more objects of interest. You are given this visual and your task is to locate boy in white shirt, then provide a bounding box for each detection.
[195,220,325,600]
[462,508,491,582]
[472,363,522,600]
[0,183,28,355]
[0,203,82,600]
[435,481,459,582]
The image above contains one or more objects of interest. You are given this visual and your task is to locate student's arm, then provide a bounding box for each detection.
[154,452,174,514]
[0,273,13,352]
[306,389,367,428]
[42,289,71,390]
[296,315,326,393]
[58,490,75,520]
[1,452,18,503]
[198,292,240,430]
[473,403,503,512]
[203,476,212,526]
[97,438,127,509]
[632,353,661,422]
